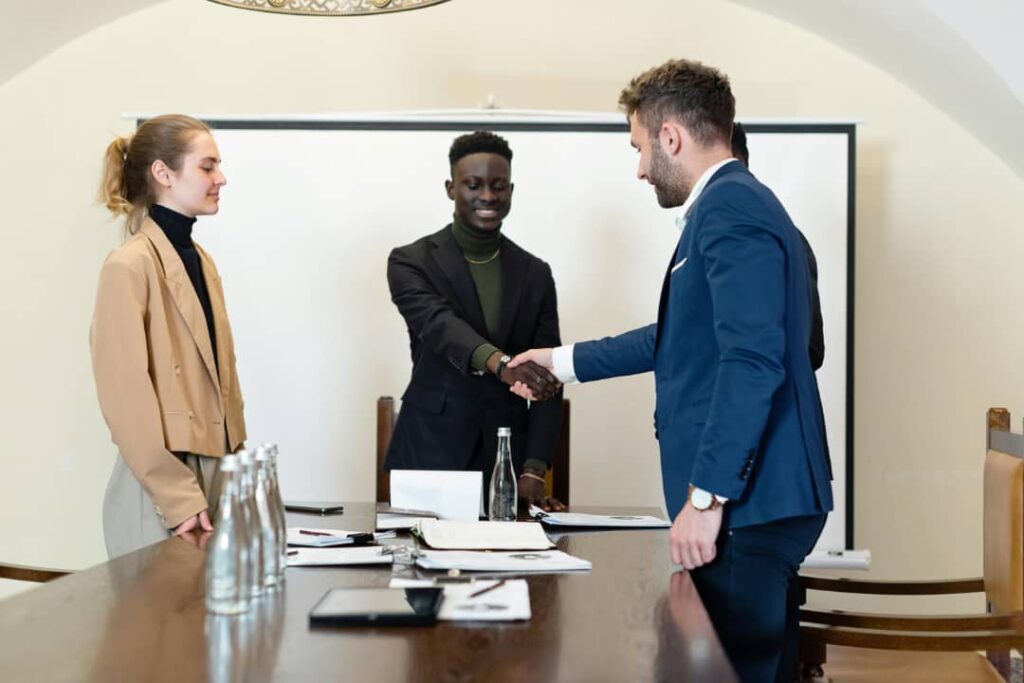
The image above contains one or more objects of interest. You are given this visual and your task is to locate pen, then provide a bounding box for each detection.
[287,550,298,556]
[469,579,507,598]
[299,529,334,536]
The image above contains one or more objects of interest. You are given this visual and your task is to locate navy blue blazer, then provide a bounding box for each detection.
[574,161,833,528]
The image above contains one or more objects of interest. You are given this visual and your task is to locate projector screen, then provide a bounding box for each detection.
[179,113,855,550]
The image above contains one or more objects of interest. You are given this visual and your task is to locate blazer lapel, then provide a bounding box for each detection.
[654,162,742,350]
[195,243,231,396]
[429,226,489,336]
[654,250,675,351]
[140,220,220,393]
[495,239,527,348]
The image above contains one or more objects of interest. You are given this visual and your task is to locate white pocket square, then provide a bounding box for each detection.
[671,257,688,274]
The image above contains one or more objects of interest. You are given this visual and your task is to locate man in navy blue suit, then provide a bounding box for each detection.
[509,60,832,682]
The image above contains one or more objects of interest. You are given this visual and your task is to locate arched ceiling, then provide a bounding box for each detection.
[5,0,1024,177]
[732,0,1024,177]
[1,1,165,86]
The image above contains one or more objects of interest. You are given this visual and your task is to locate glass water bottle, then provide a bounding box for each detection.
[253,446,282,590]
[264,443,289,583]
[489,427,517,521]
[205,454,251,615]
[237,449,265,598]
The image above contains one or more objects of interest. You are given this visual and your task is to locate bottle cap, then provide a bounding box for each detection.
[219,454,240,472]
[254,445,270,462]
[497,427,511,437]
[237,449,254,466]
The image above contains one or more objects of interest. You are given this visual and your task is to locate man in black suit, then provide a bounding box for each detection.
[731,122,824,369]
[385,131,565,510]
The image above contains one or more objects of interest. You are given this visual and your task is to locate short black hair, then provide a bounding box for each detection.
[449,131,513,168]
[731,121,749,166]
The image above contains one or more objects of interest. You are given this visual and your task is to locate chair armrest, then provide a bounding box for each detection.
[800,622,1024,651]
[801,608,1024,632]
[800,575,984,595]
[0,563,70,583]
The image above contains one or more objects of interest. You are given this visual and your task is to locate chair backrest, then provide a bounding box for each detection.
[376,396,571,505]
[984,407,1024,614]
[376,396,397,503]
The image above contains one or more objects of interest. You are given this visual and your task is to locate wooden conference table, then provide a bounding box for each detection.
[0,503,736,682]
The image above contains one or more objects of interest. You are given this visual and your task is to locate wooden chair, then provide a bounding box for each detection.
[797,407,1024,682]
[376,396,571,506]
[0,562,69,583]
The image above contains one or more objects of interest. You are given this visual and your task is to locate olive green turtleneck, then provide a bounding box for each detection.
[451,217,550,476]
[452,215,504,372]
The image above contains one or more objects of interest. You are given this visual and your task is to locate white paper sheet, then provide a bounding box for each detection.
[800,549,871,570]
[415,549,591,573]
[390,578,531,621]
[286,546,394,567]
[529,505,671,528]
[416,519,554,550]
[390,470,482,521]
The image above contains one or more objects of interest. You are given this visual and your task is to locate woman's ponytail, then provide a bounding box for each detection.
[99,135,132,217]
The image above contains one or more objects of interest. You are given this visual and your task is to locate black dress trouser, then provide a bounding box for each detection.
[690,513,827,683]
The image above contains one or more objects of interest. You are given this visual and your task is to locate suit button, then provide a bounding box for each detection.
[174,364,181,376]
[187,411,195,421]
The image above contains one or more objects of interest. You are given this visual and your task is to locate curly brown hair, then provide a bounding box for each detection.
[618,59,735,147]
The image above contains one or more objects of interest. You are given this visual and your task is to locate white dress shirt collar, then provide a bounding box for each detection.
[674,157,738,232]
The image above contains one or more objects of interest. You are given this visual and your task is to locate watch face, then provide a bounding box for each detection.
[691,488,713,510]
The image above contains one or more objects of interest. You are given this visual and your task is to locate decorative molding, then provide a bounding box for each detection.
[205,0,451,16]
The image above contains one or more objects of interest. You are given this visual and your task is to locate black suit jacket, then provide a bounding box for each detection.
[797,229,825,371]
[385,225,563,475]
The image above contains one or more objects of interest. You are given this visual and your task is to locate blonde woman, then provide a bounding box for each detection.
[92,114,245,558]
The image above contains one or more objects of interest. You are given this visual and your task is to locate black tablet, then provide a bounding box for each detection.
[309,587,443,627]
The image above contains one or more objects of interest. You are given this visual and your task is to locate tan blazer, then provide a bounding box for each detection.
[91,218,246,528]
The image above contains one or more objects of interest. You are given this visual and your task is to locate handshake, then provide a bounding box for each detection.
[495,349,558,402]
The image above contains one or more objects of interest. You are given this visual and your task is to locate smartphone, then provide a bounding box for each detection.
[309,587,443,627]
[284,501,345,515]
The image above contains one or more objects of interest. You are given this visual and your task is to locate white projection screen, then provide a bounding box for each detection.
[173,113,855,550]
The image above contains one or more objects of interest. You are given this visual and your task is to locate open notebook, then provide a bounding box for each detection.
[414,520,554,550]
[529,506,670,529]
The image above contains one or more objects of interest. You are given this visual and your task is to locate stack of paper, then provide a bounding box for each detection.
[415,549,591,573]
[415,519,554,550]
[287,527,396,547]
[286,546,394,567]
[390,578,531,621]
[529,506,671,529]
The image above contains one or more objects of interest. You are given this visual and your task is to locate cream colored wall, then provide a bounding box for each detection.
[2,0,1021,607]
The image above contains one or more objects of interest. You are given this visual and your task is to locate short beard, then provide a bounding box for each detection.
[649,142,691,209]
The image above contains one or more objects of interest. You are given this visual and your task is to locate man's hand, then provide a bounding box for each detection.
[669,502,723,570]
[173,509,213,537]
[518,471,567,511]
[506,348,555,400]
[500,360,561,401]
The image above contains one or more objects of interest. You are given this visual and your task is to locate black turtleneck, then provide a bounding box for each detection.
[149,204,219,370]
